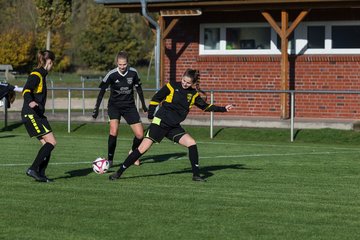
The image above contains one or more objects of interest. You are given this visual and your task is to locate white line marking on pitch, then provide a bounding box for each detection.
[1,151,359,167]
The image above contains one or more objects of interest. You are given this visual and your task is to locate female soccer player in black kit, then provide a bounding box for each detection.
[109,68,233,182]
[22,50,56,183]
[92,51,148,167]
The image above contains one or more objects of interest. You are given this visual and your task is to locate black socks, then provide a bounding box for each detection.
[132,137,143,151]
[188,145,200,176]
[117,148,142,175]
[108,135,117,161]
[30,143,55,171]
[39,154,51,176]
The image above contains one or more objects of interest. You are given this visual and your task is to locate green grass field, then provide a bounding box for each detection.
[1,122,359,240]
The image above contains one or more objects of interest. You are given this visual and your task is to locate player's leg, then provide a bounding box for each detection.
[129,122,144,166]
[23,114,55,182]
[109,123,165,180]
[38,132,57,181]
[124,107,143,166]
[109,138,153,180]
[108,119,119,167]
[178,133,206,182]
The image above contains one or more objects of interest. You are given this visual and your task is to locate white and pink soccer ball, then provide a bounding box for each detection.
[92,157,109,174]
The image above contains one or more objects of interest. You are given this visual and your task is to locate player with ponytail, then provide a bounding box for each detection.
[22,50,56,183]
[110,68,233,182]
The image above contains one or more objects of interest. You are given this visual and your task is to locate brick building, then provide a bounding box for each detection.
[96,0,360,121]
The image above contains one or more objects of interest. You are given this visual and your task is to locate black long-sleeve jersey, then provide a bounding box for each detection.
[0,82,15,108]
[0,82,15,99]
[95,67,146,108]
[148,81,226,127]
[22,67,48,116]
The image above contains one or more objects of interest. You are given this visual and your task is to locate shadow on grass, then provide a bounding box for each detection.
[54,167,93,180]
[293,129,301,140]
[0,134,17,139]
[121,163,261,181]
[54,152,187,180]
[54,154,260,181]
[72,123,87,132]
[213,127,227,138]
[0,121,23,132]
[140,152,187,163]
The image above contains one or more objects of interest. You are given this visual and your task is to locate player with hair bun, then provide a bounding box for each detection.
[92,51,148,168]
[109,68,233,182]
[22,50,56,183]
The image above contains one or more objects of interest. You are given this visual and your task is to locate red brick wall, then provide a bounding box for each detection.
[163,14,360,120]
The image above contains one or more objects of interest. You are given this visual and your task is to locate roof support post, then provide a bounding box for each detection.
[280,10,289,119]
[262,10,309,119]
[160,17,180,86]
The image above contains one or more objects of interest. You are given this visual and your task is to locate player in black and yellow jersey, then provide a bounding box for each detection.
[92,51,148,167]
[109,68,233,182]
[22,50,56,183]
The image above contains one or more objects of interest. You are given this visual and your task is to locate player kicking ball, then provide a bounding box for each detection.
[109,68,233,182]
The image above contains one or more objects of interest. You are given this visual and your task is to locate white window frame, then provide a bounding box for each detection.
[200,21,360,55]
[297,21,360,54]
[199,23,280,55]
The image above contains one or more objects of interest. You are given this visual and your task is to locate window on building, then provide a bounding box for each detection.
[332,25,360,48]
[204,28,220,50]
[200,21,360,55]
[226,27,271,50]
[200,23,278,55]
[307,26,325,49]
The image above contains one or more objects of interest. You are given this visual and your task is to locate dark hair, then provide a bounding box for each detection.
[116,51,129,62]
[37,50,55,68]
[183,68,207,100]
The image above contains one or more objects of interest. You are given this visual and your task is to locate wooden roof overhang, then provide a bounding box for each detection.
[95,0,360,118]
[96,0,360,13]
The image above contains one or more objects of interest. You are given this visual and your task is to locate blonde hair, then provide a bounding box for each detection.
[37,50,55,68]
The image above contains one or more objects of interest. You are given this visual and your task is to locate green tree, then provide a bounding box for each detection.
[35,0,72,50]
[78,2,153,71]
[0,29,35,71]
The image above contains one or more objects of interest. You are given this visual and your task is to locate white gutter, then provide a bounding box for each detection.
[140,0,161,90]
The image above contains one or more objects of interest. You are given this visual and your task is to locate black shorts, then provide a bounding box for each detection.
[108,104,141,125]
[22,113,52,139]
[145,117,186,143]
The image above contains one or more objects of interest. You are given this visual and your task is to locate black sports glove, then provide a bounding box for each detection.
[142,105,148,113]
[147,105,156,120]
[92,107,99,119]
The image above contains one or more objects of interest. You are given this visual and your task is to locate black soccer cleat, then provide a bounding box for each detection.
[39,171,54,183]
[109,172,121,181]
[192,175,206,182]
[108,160,113,168]
[41,175,54,183]
[26,169,48,182]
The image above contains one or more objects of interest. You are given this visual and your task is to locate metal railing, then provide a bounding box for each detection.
[3,87,360,142]
[207,89,360,141]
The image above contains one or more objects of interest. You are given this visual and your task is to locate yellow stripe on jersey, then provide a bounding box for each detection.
[22,89,31,96]
[189,92,199,108]
[150,101,160,105]
[30,71,43,94]
[42,124,50,134]
[204,104,213,111]
[164,83,174,103]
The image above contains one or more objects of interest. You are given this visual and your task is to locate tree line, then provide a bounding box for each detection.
[0,0,154,73]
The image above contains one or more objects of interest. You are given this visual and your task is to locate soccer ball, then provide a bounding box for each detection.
[92,157,109,174]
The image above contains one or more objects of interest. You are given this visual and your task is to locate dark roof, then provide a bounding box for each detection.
[95,0,194,3]
[95,0,360,11]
